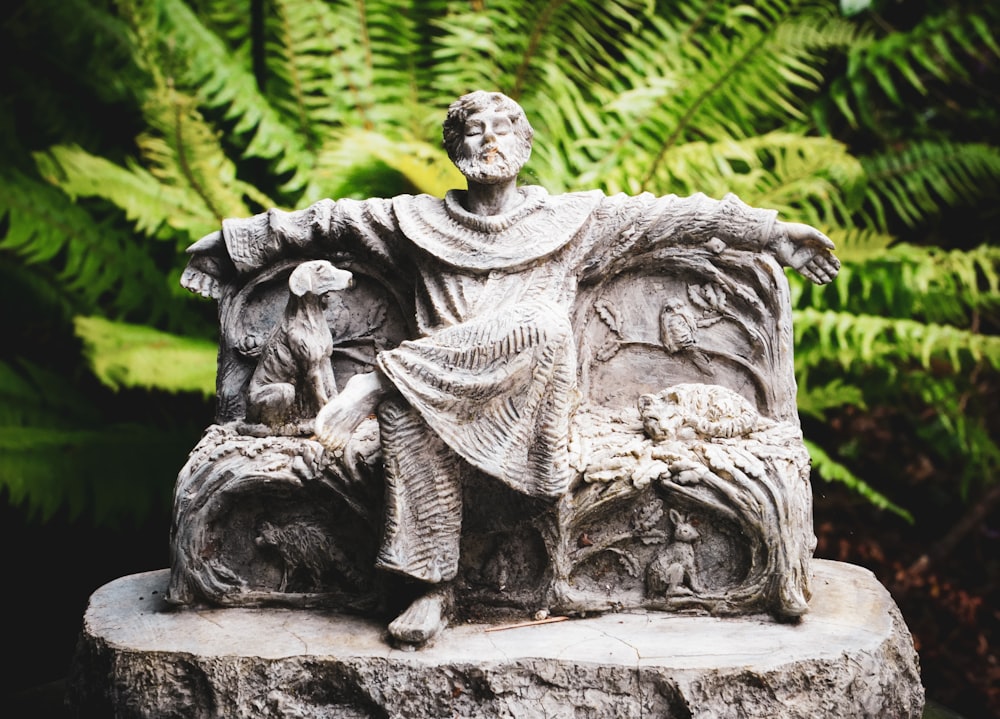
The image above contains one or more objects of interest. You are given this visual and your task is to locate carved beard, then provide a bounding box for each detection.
[454,140,531,185]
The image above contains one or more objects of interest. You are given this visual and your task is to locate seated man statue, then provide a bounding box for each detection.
[181,90,839,648]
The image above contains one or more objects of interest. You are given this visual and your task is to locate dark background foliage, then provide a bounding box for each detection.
[1,0,998,716]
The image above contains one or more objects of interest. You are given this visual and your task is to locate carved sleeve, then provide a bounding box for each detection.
[220,197,402,275]
[646,192,779,251]
[580,192,779,282]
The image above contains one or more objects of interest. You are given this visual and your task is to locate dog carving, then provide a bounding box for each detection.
[247,260,354,427]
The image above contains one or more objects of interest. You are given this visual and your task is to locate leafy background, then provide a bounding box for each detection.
[1,0,997,715]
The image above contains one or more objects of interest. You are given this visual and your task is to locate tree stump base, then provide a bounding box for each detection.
[68,559,924,718]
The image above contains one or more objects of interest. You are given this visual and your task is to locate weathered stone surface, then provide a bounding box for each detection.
[68,559,924,718]
[169,91,844,647]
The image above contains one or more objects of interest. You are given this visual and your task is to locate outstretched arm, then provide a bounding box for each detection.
[580,193,839,286]
[178,197,403,299]
[771,221,840,285]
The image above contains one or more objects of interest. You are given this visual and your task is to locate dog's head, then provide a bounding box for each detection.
[288,260,354,297]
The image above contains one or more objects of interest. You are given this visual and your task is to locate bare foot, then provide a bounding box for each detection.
[387,584,454,649]
[314,371,387,452]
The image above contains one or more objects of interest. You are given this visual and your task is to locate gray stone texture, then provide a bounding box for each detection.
[68,559,924,718]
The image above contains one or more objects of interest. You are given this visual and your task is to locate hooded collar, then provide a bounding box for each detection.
[393,186,602,271]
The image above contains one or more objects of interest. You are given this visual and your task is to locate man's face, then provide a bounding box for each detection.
[453,108,530,185]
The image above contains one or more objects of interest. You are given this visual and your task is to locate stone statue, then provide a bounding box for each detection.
[245,260,354,431]
[168,90,840,650]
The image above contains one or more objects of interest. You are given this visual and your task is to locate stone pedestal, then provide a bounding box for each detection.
[67,559,923,718]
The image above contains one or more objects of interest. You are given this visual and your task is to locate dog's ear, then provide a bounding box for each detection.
[289,262,315,297]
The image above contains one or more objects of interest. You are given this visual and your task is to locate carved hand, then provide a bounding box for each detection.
[180,230,228,299]
[772,222,841,285]
[314,371,387,453]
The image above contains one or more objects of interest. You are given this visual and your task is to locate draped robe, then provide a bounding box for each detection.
[213,185,779,583]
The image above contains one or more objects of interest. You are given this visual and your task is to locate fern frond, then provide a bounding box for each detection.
[819,227,895,263]
[187,0,254,52]
[139,83,277,219]
[360,0,429,121]
[796,379,867,421]
[119,0,318,198]
[590,132,865,224]
[873,243,1000,325]
[786,226,897,308]
[428,0,653,166]
[804,438,913,521]
[824,6,1000,131]
[572,1,860,193]
[860,141,1000,230]
[0,360,196,524]
[34,146,215,242]
[0,169,175,321]
[500,0,652,100]
[312,129,463,200]
[263,0,377,140]
[794,308,1000,375]
[74,316,217,396]
[796,242,1000,326]
[906,374,1000,497]
[428,3,517,100]
[522,62,609,192]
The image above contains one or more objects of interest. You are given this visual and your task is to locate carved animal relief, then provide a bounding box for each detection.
[168,90,839,647]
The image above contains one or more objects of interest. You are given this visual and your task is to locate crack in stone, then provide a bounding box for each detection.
[595,625,643,664]
[192,610,225,629]
[284,625,310,653]
[484,629,513,666]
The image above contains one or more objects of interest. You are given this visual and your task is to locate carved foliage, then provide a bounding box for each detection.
[545,383,812,619]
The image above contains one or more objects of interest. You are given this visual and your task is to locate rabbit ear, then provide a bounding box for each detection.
[669,508,682,524]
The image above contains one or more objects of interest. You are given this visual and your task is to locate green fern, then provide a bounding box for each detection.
[796,379,867,422]
[119,0,320,199]
[906,373,1000,498]
[795,241,1000,325]
[0,360,201,524]
[574,1,860,194]
[3,0,998,526]
[261,0,380,140]
[860,141,1000,230]
[33,146,217,243]
[74,316,218,397]
[794,308,1000,374]
[313,129,463,199]
[0,169,177,322]
[821,5,1000,134]
[805,439,912,520]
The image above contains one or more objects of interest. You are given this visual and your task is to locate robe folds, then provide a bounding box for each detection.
[215,185,779,582]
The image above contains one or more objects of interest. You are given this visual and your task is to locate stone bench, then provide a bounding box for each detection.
[168,244,813,623]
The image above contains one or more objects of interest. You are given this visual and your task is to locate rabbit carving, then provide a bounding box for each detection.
[646,509,703,596]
